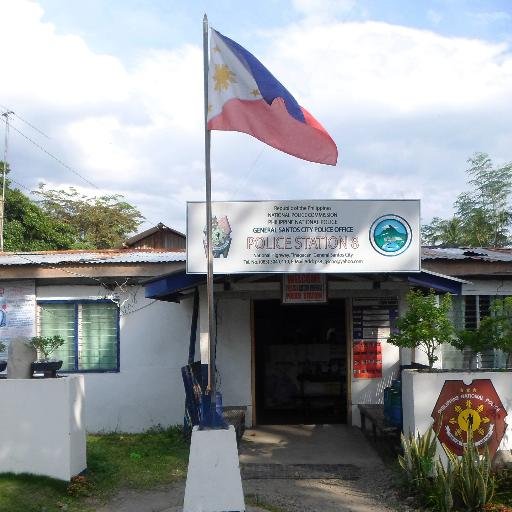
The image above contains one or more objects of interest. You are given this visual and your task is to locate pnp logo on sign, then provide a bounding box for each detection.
[203,216,232,258]
[369,214,412,256]
[431,379,507,458]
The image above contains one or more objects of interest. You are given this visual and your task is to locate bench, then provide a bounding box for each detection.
[358,404,400,440]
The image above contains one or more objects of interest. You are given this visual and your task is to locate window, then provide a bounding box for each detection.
[37,301,119,372]
[442,295,510,370]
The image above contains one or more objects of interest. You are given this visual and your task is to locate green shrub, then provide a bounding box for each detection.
[429,458,455,511]
[387,289,455,368]
[447,430,495,511]
[398,427,496,511]
[398,426,437,492]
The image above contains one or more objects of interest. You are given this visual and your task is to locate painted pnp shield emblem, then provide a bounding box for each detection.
[431,379,507,457]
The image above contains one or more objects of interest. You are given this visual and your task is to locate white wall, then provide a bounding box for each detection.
[402,370,512,463]
[0,376,86,481]
[37,285,193,433]
[215,296,253,425]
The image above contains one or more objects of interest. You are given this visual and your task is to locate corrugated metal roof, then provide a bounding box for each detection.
[422,247,512,262]
[0,249,186,266]
[1,247,511,267]
[123,223,186,247]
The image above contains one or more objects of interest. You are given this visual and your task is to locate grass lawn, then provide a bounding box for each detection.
[0,426,189,512]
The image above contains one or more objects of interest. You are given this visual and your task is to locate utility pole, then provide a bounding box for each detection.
[0,111,13,252]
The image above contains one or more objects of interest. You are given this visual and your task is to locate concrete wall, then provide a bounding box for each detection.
[37,285,193,433]
[402,370,512,460]
[0,375,86,481]
[215,296,253,425]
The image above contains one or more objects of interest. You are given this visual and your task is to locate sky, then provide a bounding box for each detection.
[0,0,511,235]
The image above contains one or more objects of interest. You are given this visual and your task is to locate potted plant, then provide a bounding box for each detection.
[30,335,65,377]
[0,340,6,372]
[388,289,455,369]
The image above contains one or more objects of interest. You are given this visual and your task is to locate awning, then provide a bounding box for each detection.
[144,270,205,302]
[407,269,468,295]
[145,269,467,302]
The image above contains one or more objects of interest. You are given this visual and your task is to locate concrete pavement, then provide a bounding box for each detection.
[98,424,402,511]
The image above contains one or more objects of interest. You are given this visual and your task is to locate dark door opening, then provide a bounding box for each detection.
[254,299,347,425]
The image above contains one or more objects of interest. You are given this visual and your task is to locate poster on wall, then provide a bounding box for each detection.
[187,200,420,274]
[431,379,508,458]
[282,274,327,304]
[352,297,398,379]
[0,280,36,353]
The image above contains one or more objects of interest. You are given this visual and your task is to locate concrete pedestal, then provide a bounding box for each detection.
[183,426,245,512]
[0,375,86,481]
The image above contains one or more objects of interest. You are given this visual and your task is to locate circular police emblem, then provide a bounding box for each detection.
[369,214,412,256]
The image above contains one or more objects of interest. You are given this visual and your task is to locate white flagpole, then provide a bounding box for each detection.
[202,14,216,423]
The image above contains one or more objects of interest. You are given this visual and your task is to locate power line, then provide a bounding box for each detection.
[14,252,157,317]
[9,123,100,189]
[0,104,51,140]
[1,105,175,229]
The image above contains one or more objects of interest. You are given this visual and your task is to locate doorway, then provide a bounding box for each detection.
[254,299,347,425]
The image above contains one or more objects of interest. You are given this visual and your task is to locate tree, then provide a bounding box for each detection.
[421,217,463,247]
[4,187,78,251]
[35,185,144,249]
[1,161,77,251]
[387,289,455,368]
[449,316,495,368]
[422,153,512,247]
[487,297,512,367]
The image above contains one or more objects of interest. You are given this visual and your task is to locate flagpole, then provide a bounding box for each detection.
[203,14,216,423]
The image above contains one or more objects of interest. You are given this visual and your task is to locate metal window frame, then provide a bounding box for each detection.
[37,299,120,373]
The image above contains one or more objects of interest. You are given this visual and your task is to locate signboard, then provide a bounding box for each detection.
[187,200,420,274]
[282,274,327,304]
[0,280,36,354]
[431,379,508,457]
[352,297,398,379]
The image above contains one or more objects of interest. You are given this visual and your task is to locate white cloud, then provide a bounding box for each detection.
[1,1,511,234]
[292,0,357,20]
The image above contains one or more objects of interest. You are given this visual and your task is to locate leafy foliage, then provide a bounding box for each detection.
[450,317,496,368]
[399,425,438,492]
[486,297,512,367]
[429,457,456,512]
[30,335,65,361]
[398,427,496,512]
[446,430,495,511]
[388,289,455,368]
[35,185,144,249]
[1,161,144,250]
[422,153,512,247]
[0,340,5,353]
[2,162,77,251]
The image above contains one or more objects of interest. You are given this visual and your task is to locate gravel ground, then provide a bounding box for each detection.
[244,465,414,512]
[95,466,418,512]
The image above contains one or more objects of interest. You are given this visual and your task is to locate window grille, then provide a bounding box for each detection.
[37,300,119,372]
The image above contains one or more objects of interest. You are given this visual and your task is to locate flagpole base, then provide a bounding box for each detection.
[183,425,245,512]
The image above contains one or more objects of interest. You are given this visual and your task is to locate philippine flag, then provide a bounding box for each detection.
[207,29,338,166]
